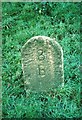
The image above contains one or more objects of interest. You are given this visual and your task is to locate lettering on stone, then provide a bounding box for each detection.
[21,36,64,92]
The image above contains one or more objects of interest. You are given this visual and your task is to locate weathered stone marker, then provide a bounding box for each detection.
[21,36,64,92]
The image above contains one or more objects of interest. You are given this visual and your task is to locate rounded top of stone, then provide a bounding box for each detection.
[22,36,62,52]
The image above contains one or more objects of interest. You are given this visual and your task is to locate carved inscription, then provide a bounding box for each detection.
[21,36,64,92]
[38,48,45,77]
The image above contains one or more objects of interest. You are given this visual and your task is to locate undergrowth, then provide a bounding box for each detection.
[2,2,81,119]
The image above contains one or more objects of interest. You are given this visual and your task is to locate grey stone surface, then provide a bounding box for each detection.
[21,36,64,92]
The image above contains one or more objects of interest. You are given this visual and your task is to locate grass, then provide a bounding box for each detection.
[2,2,81,119]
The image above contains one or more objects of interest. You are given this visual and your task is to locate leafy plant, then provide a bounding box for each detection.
[2,2,81,119]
